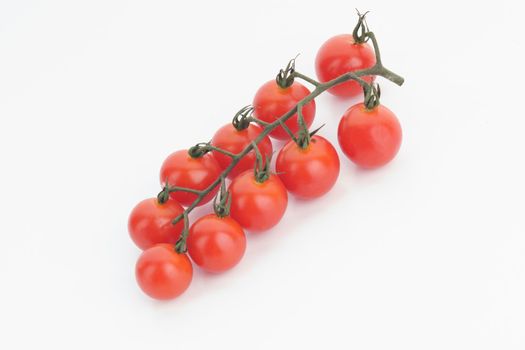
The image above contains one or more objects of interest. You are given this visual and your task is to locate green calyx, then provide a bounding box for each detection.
[232,105,254,131]
[188,142,211,158]
[251,141,271,183]
[293,102,325,149]
[254,158,271,183]
[157,182,171,204]
[276,57,297,89]
[213,179,231,218]
[363,83,381,110]
[352,10,370,44]
[296,124,325,149]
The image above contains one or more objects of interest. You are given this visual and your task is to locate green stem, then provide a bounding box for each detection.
[168,186,202,195]
[175,212,190,253]
[248,117,270,127]
[206,145,237,158]
[293,72,321,87]
[277,118,299,142]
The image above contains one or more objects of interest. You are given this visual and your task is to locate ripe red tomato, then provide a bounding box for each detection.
[159,150,222,207]
[315,34,376,98]
[211,123,273,179]
[187,214,246,273]
[228,171,288,231]
[276,136,340,199]
[338,103,402,168]
[252,80,316,140]
[135,244,193,300]
[128,198,185,250]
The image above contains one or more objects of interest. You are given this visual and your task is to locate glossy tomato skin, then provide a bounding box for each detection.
[187,214,246,273]
[135,244,193,300]
[159,150,222,207]
[276,136,340,199]
[228,171,288,231]
[128,198,185,250]
[211,123,273,179]
[315,34,376,98]
[252,80,316,140]
[338,103,402,168]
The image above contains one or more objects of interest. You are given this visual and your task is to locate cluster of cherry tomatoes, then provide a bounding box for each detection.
[128,30,402,301]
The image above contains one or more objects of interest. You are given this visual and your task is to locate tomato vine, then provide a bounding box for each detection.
[155,14,404,254]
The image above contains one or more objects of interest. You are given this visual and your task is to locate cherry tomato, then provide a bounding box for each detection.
[228,171,288,231]
[338,103,402,168]
[187,214,246,273]
[159,150,222,207]
[211,123,273,179]
[276,135,340,199]
[135,244,193,300]
[128,198,185,250]
[315,34,376,98]
[252,80,316,140]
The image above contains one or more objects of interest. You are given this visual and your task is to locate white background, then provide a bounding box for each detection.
[1,0,524,349]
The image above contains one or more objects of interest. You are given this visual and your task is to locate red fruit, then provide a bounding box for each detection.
[315,34,376,98]
[159,150,222,206]
[338,103,402,168]
[128,198,185,250]
[276,136,340,199]
[188,214,246,273]
[135,244,193,300]
[228,171,288,231]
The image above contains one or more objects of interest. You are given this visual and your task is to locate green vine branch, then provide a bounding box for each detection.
[159,19,404,253]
